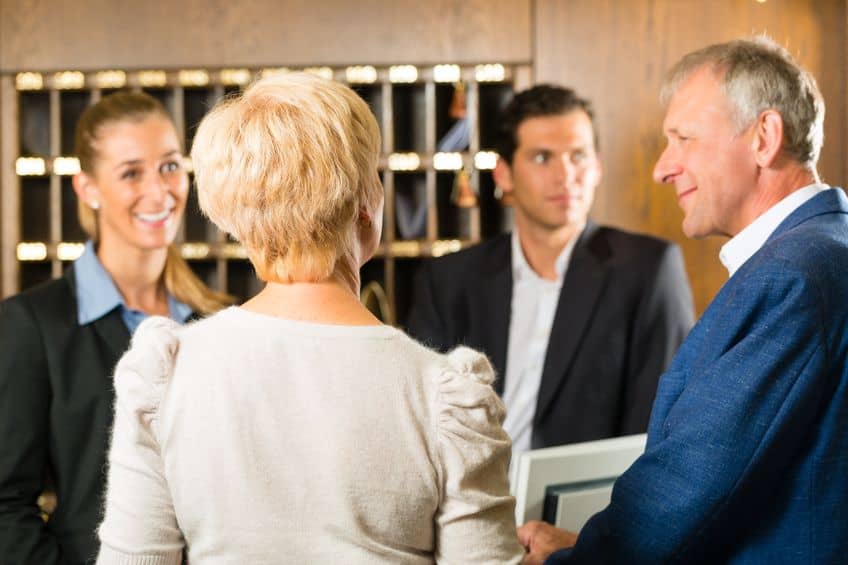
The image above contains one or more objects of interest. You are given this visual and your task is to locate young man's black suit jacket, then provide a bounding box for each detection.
[406,222,695,449]
[0,266,189,565]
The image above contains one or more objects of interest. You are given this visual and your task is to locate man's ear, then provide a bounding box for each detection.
[751,109,784,168]
[72,172,100,209]
[493,158,514,194]
[594,154,603,186]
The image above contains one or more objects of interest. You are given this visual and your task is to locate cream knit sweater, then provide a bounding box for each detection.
[97,308,523,564]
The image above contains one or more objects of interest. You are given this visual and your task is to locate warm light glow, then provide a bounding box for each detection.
[433,64,461,83]
[57,242,85,261]
[346,65,377,84]
[433,152,464,171]
[475,64,506,82]
[181,243,211,259]
[53,157,81,176]
[221,243,248,259]
[474,151,499,170]
[303,67,334,80]
[16,157,47,176]
[95,70,126,89]
[53,71,85,90]
[16,72,44,90]
[138,70,168,87]
[387,153,421,171]
[221,68,252,86]
[178,69,210,87]
[389,65,418,83]
[260,67,290,79]
[431,239,463,257]
[17,242,48,261]
[390,240,421,257]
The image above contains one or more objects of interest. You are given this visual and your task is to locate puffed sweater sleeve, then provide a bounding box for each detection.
[434,347,524,564]
[97,317,184,565]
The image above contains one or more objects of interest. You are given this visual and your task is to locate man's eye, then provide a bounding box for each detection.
[121,169,140,180]
[533,153,548,164]
[572,151,587,163]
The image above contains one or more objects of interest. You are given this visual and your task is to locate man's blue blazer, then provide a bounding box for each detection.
[548,188,848,564]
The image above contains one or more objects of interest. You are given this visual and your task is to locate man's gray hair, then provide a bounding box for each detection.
[660,36,825,167]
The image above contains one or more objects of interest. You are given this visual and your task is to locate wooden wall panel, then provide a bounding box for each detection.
[0,76,17,295]
[0,77,3,289]
[535,0,846,314]
[0,0,531,72]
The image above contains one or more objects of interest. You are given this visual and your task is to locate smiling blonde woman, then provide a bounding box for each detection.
[0,92,231,565]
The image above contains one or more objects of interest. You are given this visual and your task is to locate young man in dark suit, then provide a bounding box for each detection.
[520,37,848,564]
[407,85,695,460]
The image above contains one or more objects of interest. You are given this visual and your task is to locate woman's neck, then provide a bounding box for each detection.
[96,238,170,315]
[241,275,381,326]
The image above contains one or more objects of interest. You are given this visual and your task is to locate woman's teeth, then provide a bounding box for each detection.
[135,209,171,223]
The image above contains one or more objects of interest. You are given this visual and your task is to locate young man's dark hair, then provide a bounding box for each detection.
[495,84,599,164]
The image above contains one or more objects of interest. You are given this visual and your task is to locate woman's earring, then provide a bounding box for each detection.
[89,200,100,210]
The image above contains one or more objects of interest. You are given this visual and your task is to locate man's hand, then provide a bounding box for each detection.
[517,520,578,565]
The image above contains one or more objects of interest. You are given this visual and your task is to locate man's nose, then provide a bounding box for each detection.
[556,155,577,183]
[653,146,681,185]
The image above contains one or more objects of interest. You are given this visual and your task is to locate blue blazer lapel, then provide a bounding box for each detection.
[769,187,848,241]
[535,222,611,423]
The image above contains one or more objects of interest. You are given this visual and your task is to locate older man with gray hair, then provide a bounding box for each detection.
[519,36,848,564]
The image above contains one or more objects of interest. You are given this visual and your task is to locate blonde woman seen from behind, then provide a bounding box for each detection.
[96,73,524,564]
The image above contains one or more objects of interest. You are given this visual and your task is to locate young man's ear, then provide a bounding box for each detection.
[751,109,784,168]
[72,172,100,210]
[593,155,604,187]
[493,157,514,195]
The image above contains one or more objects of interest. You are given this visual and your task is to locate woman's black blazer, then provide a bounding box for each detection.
[0,266,132,564]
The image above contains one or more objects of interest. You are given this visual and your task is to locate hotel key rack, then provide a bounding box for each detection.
[1,62,531,325]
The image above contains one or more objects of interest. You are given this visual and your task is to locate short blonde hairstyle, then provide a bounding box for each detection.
[191,72,383,284]
[661,36,824,168]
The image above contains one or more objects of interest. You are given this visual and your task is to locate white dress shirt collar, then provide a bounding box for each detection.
[719,184,831,277]
[511,227,579,285]
[503,227,582,464]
